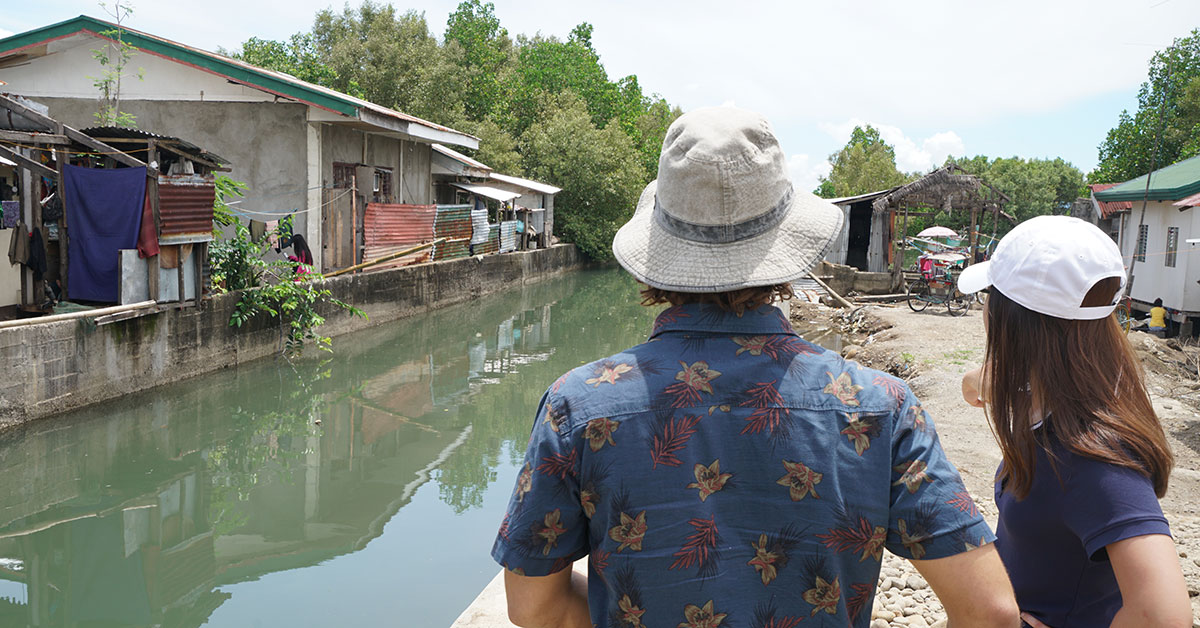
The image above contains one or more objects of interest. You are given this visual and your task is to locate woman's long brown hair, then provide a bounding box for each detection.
[985,280,1173,499]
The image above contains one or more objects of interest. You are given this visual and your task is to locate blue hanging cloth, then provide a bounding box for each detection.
[64,165,147,302]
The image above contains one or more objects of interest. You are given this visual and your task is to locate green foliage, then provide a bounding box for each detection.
[212,173,246,235]
[1092,29,1200,183]
[89,0,143,127]
[210,222,365,356]
[231,2,683,260]
[520,92,646,260]
[952,155,1084,221]
[445,0,511,120]
[816,125,912,197]
[230,33,337,87]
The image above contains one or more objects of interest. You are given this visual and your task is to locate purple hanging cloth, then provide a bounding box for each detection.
[64,165,147,302]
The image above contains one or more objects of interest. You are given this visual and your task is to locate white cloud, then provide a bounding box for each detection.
[0,28,12,39]
[788,153,832,194]
[819,118,965,174]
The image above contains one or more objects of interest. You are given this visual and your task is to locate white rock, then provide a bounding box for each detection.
[873,609,895,621]
[930,619,947,628]
[906,575,928,589]
[871,620,889,628]
[907,616,930,628]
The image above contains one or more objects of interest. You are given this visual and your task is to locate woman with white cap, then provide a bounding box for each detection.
[958,215,1191,628]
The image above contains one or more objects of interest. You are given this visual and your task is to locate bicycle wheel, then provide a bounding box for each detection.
[974,291,987,307]
[907,280,931,312]
[947,294,970,317]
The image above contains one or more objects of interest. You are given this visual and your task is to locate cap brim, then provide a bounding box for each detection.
[956,262,991,295]
[611,181,844,292]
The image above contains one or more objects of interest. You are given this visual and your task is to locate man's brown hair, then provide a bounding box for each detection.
[639,284,794,316]
[984,278,1173,500]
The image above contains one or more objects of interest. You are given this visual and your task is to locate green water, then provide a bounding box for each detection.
[0,268,662,628]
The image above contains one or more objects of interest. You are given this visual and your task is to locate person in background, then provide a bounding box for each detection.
[959,216,1190,628]
[288,234,313,275]
[1149,297,1168,338]
[493,107,1018,628]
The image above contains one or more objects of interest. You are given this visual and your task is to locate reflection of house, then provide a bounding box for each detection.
[0,16,477,273]
[1094,156,1200,334]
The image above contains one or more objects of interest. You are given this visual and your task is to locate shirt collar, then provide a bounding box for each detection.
[649,303,798,339]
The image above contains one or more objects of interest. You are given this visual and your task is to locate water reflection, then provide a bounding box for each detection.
[0,268,662,627]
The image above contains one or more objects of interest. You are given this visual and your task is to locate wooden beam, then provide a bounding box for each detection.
[154,140,228,171]
[0,129,71,145]
[0,143,56,179]
[0,94,145,168]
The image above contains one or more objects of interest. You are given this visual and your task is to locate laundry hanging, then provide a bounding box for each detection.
[1,200,17,229]
[64,165,147,302]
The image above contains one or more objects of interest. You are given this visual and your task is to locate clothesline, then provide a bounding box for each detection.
[228,188,353,218]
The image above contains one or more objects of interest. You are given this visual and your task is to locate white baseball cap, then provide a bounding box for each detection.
[957,215,1127,320]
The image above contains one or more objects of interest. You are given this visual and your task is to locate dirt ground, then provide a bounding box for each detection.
[789,300,1200,626]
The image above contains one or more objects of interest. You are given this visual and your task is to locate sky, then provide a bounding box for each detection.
[3,0,1199,191]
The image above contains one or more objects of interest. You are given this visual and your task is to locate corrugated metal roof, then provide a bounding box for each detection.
[452,182,522,203]
[433,144,491,172]
[83,126,230,166]
[1089,183,1133,218]
[827,188,896,205]
[1172,191,1200,208]
[489,172,561,195]
[158,174,215,242]
[363,203,437,269]
[0,16,479,149]
[1094,154,1200,202]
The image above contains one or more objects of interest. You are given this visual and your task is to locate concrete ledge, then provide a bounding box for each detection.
[0,245,584,427]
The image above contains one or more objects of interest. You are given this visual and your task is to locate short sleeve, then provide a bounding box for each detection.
[491,389,589,576]
[1061,456,1170,560]
[886,387,996,560]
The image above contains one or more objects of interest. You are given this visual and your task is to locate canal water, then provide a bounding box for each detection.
[0,268,843,628]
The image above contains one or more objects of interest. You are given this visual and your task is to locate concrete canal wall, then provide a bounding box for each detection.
[0,244,584,427]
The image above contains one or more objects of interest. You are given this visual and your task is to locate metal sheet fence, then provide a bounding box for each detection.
[158,174,215,243]
[499,221,518,253]
[363,203,436,271]
[434,204,472,261]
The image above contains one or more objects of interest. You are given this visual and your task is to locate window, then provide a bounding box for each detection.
[1136,224,1148,262]
[332,163,355,189]
[373,168,393,203]
[1165,226,1179,267]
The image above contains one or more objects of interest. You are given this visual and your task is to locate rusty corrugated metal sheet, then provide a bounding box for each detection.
[479,224,500,255]
[158,174,215,242]
[363,202,437,270]
[435,204,472,240]
[434,239,470,261]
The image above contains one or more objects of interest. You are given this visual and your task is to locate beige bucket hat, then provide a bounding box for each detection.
[612,106,844,292]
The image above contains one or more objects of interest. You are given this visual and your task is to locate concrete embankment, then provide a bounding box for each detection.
[0,244,583,427]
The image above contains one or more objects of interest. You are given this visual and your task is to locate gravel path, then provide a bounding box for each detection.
[791,301,1200,627]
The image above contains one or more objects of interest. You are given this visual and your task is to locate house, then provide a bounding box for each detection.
[0,15,478,273]
[825,164,1010,283]
[1094,155,1200,335]
[1079,183,1132,239]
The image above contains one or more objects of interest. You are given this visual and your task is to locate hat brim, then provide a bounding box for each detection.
[612,181,845,292]
[957,262,991,295]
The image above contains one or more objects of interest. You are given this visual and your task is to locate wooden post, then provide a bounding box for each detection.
[969,206,979,263]
[19,149,33,307]
[147,140,160,301]
[54,137,68,297]
[194,242,205,307]
[351,172,359,265]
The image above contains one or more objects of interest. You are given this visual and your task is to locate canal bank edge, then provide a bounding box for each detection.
[0,244,585,427]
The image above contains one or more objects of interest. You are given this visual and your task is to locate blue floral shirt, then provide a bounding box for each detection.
[492,303,993,628]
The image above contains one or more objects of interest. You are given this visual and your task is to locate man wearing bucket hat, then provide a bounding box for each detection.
[492,107,1018,628]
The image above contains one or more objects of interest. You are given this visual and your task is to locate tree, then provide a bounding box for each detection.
[1092,29,1200,183]
[90,0,143,127]
[310,2,444,114]
[231,34,336,87]
[815,126,910,198]
[520,92,646,260]
[444,0,511,120]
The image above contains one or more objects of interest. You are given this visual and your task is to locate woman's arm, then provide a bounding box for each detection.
[1107,534,1191,628]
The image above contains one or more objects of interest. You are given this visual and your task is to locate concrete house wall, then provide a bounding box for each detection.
[1117,201,1200,317]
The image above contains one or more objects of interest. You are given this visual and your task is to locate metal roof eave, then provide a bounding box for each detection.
[451,182,521,203]
[488,172,561,195]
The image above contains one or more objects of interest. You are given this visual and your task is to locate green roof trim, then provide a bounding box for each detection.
[0,15,358,117]
[1094,154,1200,202]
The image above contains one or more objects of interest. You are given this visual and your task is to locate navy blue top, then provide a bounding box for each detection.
[493,303,994,628]
[995,430,1171,627]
